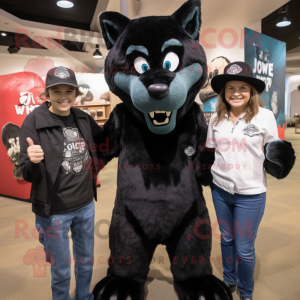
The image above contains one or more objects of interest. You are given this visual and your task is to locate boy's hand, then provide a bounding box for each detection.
[26,137,44,164]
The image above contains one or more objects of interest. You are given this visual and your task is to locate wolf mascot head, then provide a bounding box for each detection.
[100,0,207,134]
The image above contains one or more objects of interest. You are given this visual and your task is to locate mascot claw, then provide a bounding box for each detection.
[174,275,233,300]
[93,275,232,300]
[93,275,144,300]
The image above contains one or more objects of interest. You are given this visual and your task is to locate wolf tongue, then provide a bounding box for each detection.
[154,113,166,122]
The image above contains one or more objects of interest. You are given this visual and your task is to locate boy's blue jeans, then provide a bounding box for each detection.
[35,200,95,300]
[211,182,266,298]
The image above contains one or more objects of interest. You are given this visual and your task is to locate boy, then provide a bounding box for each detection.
[19,66,101,300]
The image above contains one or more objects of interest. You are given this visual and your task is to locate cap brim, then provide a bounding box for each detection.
[211,74,266,94]
[46,82,79,88]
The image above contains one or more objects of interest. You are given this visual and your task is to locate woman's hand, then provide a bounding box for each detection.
[26,137,44,164]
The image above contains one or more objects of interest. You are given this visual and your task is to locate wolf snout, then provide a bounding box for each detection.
[147,83,169,100]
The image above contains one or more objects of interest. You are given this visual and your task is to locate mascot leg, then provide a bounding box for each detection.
[167,209,232,300]
[93,212,156,300]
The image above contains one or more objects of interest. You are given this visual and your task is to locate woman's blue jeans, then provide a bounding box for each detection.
[211,183,266,298]
[35,200,95,300]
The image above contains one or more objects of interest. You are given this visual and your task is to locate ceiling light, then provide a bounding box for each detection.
[1,33,6,36]
[276,5,291,27]
[93,45,103,58]
[57,1,74,8]
[276,15,291,27]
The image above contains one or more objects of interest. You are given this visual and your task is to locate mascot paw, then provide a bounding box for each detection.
[175,275,232,300]
[264,140,295,179]
[93,275,144,300]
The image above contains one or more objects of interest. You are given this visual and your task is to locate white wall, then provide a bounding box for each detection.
[137,0,287,64]
[0,49,104,97]
[0,52,84,81]
[287,75,300,117]
[201,21,261,64]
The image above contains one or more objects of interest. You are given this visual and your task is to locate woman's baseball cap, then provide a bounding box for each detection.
[45,66,79,88]
[211,61,266,94]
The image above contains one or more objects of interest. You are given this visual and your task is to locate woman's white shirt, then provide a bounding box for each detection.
[206,107,279,195]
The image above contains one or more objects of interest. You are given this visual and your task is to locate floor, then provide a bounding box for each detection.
[0,127,299,300]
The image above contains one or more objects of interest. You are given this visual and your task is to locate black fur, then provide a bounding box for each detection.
[99,12,130,50]
[93,275,144,300]
[174,276,232,300]
[139,68,176,89]
[99,0,207,125]
[94,1,231,299]
[172,0,202,41]
[264,140,296,179]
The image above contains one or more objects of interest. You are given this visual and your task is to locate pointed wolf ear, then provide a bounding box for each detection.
[172,0,201,41]
[99,12,130,50]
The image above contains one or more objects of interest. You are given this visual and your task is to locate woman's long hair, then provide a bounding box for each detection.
[214,84,265,125]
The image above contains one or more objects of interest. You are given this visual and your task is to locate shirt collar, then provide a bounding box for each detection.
[225,112,246,119]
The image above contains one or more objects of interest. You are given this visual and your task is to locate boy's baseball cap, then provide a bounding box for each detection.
[45,66,79,88]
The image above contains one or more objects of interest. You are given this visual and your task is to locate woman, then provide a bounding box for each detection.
[19,66,102,300]
[206,62,295,300]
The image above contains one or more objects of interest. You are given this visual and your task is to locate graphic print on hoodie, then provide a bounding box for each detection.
[48,110,94,214]
[61,127,91,175]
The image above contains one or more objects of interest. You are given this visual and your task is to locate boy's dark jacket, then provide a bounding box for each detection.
[19,101,102,218]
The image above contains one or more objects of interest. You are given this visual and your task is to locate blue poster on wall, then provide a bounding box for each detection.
[244,27,286,139]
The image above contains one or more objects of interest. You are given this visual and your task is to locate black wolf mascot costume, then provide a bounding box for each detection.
[93,1,232,299]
